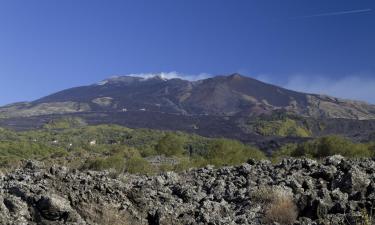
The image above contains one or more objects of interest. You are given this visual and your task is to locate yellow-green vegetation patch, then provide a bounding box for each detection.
[43,117,87,129]
[254,118,311,137]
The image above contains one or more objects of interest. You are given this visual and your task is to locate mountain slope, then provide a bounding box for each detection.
[1,73,375,120]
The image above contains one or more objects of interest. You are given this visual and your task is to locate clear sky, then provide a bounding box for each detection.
[0,0,374,105]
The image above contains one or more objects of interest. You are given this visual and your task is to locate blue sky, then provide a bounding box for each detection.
[0,0,374,105]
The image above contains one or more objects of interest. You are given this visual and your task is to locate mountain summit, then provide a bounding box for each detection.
[1,73,375,120]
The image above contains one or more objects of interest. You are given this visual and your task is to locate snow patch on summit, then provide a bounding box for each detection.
[135,72,180,80]
[97,72,211,85]
[96,80,109,86]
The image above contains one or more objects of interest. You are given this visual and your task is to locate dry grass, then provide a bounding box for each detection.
[252,186,298,225]
[265,193,298,225]
[250,186,275,205]
[355,208,375,225]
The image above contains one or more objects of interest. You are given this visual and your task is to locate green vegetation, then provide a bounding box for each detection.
[155,133,186,156]
[125,156,153,174]
[1,116,374,174]
[239,112,312,138]
[43,117,87,129]
[253,118,311,137]
[205,139,266,166]
[83,155,125,172]
[273,135,374,161]
[0,118,263,174]
[0,140,66,169]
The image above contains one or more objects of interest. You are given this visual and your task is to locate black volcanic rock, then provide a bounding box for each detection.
[1,157,375,224]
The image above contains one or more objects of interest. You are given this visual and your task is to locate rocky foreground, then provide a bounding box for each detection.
[1,156,375,225]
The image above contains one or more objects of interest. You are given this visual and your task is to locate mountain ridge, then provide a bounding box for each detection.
[1,73,374,120]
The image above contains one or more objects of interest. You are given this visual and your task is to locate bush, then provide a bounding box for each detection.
[264,191,298,225]
[273,135,373,160]
[294,136,372,158]
[205,139,265,167]
[0,141,63,167]
[0,123,270,172]
[252,186,298,225]
[139,146,157,157]
[111,146,141,159]
[250,186,276,205]
[83,155,125,173]
[368,142,375,152]
[271,143,298,163]
[0,156,20,170]
[163,156,201,172]
[125,156,153,175]
[155,133,186,157]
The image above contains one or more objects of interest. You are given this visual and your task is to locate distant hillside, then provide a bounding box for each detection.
[1,73,375,120]
[1,73,375,148]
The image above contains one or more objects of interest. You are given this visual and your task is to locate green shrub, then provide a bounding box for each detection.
[0,156,20,170]
[139,146,157,157]
[110,146,141,159]
[368,142,375,152]
[159,163,175,173]
[0,141,60,160]
[125,156,153,174]
[0,123,269,172]
[205,139,265,166]
[155,133,186,156]
[172,156,195,172]
[274,136,373,159]
[272,143,298,162]
[295,136,372,158]
[83,155,125,173]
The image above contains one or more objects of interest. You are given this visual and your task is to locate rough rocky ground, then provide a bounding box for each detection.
[1,156,375,225]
